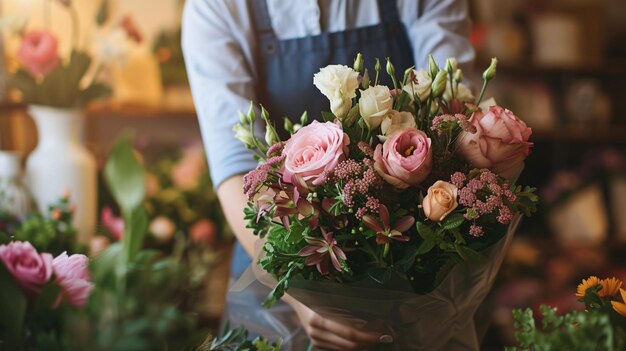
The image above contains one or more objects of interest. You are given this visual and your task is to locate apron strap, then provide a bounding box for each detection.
[377,0,400,23]
[251,0,276,41]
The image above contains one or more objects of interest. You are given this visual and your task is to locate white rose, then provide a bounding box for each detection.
[378,110,416,141]
[149,216,176,243]
[444,81,474,102]
[402,69,432,102]
[359,85,392,130]
[313,65,359,118]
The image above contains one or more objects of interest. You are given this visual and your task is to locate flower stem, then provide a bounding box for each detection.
[69,5,80,48]
[476,79,488,106]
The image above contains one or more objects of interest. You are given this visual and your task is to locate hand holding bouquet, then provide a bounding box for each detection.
[234,54,538,349]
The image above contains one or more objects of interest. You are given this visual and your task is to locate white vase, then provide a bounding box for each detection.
[25,105,97,243]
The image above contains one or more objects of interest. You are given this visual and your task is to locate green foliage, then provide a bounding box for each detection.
[0,263,27,349]
[5,197,80,256]
[199,323,282,351]
[8,50,111,108]
[508,305,626,351]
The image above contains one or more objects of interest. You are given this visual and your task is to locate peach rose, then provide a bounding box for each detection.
[457,106,533,180]
[373,128,432,189]
[189,219,218,246]
[17,31,61,77]
[282,121,349,185]
[422,181,458,221]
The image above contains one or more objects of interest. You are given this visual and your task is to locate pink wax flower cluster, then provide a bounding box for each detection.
[0,241,93,308]
[234,54,538,304]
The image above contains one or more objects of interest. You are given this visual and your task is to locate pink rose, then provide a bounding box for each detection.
[17,31,61,77]
[282,121,349,185]
[373,128,432,188]
[52,252,93,308]
[189,219,218,246]
[422,181,459,221]
[0,241,53,294]
[171,146,206,190]
[457,106,533,180]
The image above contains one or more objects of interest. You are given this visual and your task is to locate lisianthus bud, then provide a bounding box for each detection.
[353,53,363,72]
[483,57,498,81]
[300,111,308,126]
[385,57,395,78]
[265,124,280,145]
[238,111,248,124]
[260,105,270,122]
[428,54,439,78]
[445,58,458,73]
[283,117,293,133]
[431,70,448,97]
[375,58,381,73]
[361,68,370,89]
[246,101,256,122]
[454,69,463,83]
[233,124,255,148]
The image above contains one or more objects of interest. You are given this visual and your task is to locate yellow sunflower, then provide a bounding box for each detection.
[599,277,623,298]
[611,289,626,317]
[576,276,601,297]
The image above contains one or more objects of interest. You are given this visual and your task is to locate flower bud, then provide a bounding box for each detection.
[375,58,381,73]
[361,68,370,90]
[403,66,414,84]
[431,70,448,97]
[283,117,293,133]
[385,57,395,78]
[260,104,270,122]
[265,124,280,146]
[483,57,498,81]
[233,123,255,148]
[353,53,363,72]
[445,58,458,73]
[428,54,439,78]
[454,69,463,83]
[238,111,248,124]
[300,111,308,126]
[246,101,256,122]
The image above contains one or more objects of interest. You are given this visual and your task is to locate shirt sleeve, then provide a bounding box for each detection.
[402,0,475,74]
[181,0,259,190]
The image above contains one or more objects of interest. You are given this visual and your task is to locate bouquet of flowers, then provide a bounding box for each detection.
[508,276,626,350]
[234,54,538,349]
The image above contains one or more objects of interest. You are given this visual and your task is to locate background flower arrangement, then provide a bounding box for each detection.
[507,276,626,350]
[235,54,538,308]
[3,0,141,107]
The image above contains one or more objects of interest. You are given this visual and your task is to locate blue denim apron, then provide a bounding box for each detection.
[230,0,415,278]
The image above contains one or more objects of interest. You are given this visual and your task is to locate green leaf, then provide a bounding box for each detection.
[8,69,38,103]
[287,221,306,243]
[395,246,418,271]
[96,0,109,26]
[80,82,111,105]
[416,238,436,255]
[441,213,465,230]
[367,267,392,284]
[416,222,435,240]
[0,263,27,348]
[123,207,149,261]
[32,281,62,315]
[454,243,486,262]
[321,111,336,122]
[104,135,146,216]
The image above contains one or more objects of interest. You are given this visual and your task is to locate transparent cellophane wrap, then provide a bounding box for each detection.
[224,215,522,350]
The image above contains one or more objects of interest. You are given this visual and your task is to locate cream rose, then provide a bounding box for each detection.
[313,65,359,119]
[402,69,432,102]
[380,110,416,138]
[422,181,459,221]
[359,85,392,130]
[444,82,474,102]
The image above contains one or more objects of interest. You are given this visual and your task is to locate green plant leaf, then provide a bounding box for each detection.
[8,69,38,103]
[96,0,109,26]
[416,222,435,240]
[104,136,146,216]
[416,238,436,255]
[441,213,465,230]
[124,207,149,262]
[367,267,392,284]
[321,111,336,123]
[454,243,486,262]
[79,83,112,104]
[0,263,27,348]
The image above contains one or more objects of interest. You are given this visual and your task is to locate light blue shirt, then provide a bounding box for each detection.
[182,0,475,189]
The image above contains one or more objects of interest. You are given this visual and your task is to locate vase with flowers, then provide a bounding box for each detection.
[5,0,138,242]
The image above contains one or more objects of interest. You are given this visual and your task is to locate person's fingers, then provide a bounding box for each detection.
[308,327,370,351]
[310,314,384,345]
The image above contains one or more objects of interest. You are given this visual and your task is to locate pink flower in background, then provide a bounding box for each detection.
[149,216,176,243]
[101,207,124,241]
[373,128,432,188]
[17,31,61,77]
[0,241,53,294]
[88,236,110,257]
[52,252,93,308]
[282,121,349,186]
[189,219,218,246]
[120,15,143,43]
[171,146,206,190]
[457,106,533,180]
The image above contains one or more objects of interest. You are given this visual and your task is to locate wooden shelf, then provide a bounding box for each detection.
[86,101,196,120]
